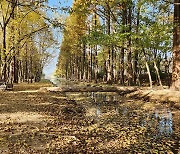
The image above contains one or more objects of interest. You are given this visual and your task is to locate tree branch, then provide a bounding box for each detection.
[4,0,17,27]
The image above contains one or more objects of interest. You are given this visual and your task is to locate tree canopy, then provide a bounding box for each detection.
[56,0,179,89]
[0,0,55,83]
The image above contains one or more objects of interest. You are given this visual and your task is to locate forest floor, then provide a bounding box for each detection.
[127,88,180,109]
[0,82,179,153]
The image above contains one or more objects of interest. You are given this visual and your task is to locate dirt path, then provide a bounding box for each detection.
[126,89,180,109]
[39,85,137,93]
[0,83,179,153]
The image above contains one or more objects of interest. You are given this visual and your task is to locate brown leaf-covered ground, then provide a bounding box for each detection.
[0,83,179,153]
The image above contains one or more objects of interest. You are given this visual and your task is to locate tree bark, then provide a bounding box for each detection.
[106,3,112,84]
[143,49,153,88]
[13,55,19,83]
[94,12,98,83]
[154,60,163,87]
[134,3,140,85]
[171,0,180,90]
[119,3,126,85]
[146,61,153,88]
[83,44,86,80]
[3,26,7,83]
[127,2,133,86]
[90,47,93,81]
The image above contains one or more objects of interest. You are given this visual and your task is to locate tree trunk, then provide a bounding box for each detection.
[104,60,107,82]
[25,43,29,82]
[134,4,140,85]
[143,49,153,88]
[3,26,7,83]
[119,2,126,85]
[153,49,163,87]
[94,45,98,83]
[94,13,98,83]
[106,3,112,84]
[30,55,33,83]
[83,44,86,80]
[127,3,133,86]
[120,50,125,85]
[90,47,93,81]
[171,0,180,90]
[111,46,114,82]
[65,62,68,80]
[154,60,163,87]
[146,61,153,88]
[13,55,19,83]
[113,48,117,82]
[88,47,91,81]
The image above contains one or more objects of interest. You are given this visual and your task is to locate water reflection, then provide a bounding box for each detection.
[154,109,173,136]
[89,92,122,103]
[96,107,101,117]
[67,92,174,138]
[88,92,173,137]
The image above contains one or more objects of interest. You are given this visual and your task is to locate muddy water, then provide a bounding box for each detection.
[66,92,180,153]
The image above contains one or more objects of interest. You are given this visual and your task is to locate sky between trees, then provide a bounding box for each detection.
[43,0,73,79]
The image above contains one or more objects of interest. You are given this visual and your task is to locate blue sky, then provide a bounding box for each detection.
[43,0,73,79]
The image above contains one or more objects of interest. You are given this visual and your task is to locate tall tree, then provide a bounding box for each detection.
[171,0,180,90]
[0,0,54,84]
[56,0,173,88]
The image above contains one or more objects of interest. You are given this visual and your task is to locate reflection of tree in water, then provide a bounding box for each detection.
[138,108,173,138]
[89,92,173,138]
[154,109,173,136]
[66,92,179,153]
[91,92,107,102]
[115,106,173,138]
[96,106,101,117]
[83,92,173,139]
[90,92,121,103]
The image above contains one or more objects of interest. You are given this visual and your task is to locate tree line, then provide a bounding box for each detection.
[0,0,54,84]
[56,0,180,90]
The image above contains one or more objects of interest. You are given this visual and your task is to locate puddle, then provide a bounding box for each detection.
[154,109,173,136]
[66,92,174,138]
[90,92,123,103]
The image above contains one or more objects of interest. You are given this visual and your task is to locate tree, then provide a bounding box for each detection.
[56,0,174,88]
[56,0,88,80]
[0,0,55,84]
[0,0,18,82]
[171,0,180,90]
